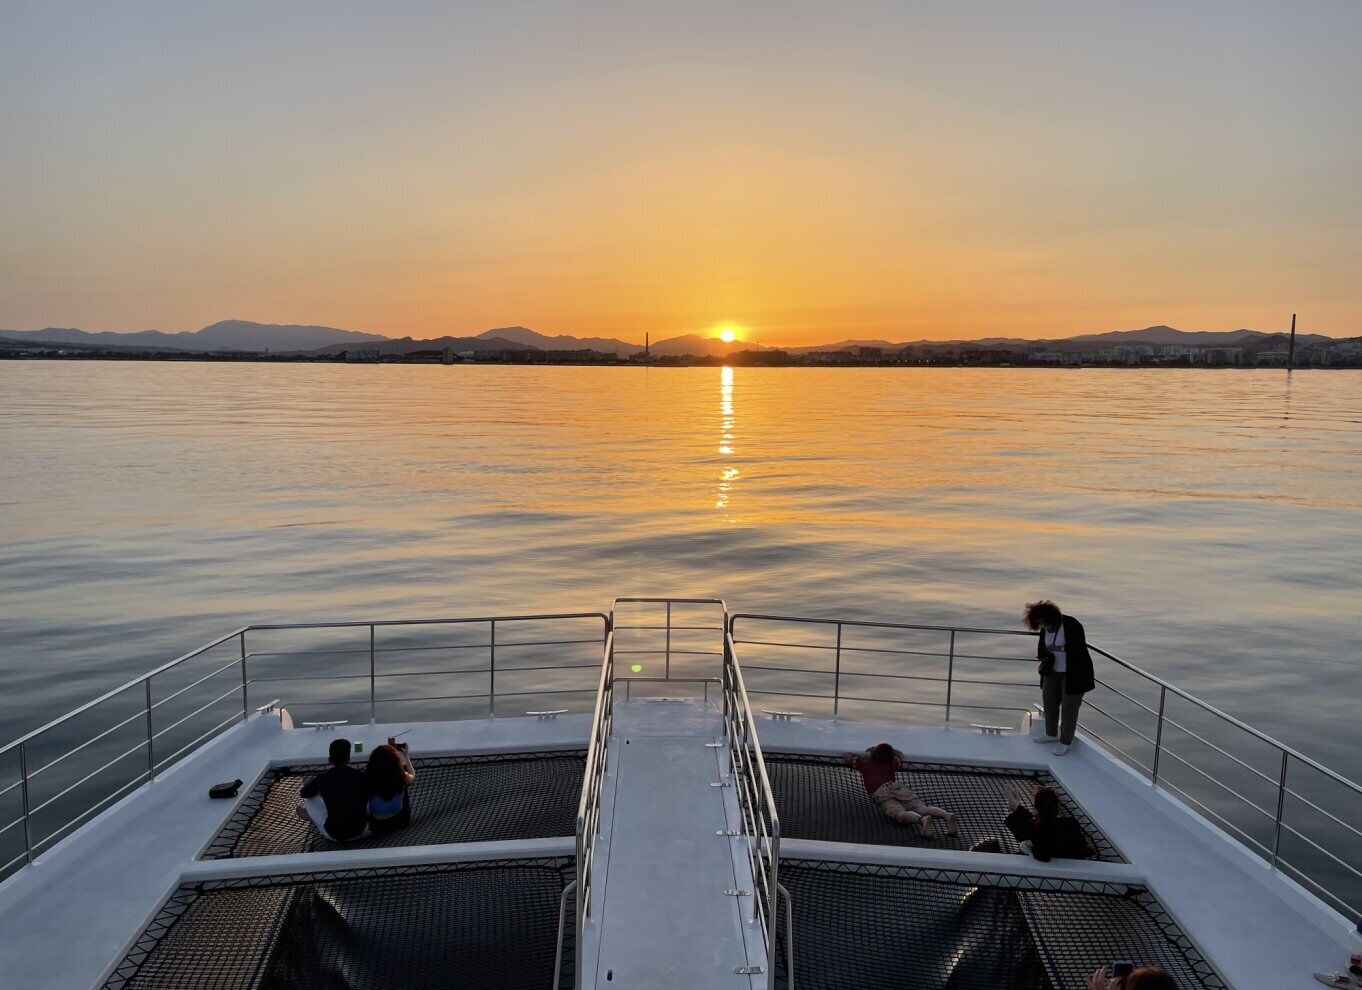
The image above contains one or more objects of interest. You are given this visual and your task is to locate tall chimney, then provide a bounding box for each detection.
[645,332,650,360]
[1288,313,1296,369]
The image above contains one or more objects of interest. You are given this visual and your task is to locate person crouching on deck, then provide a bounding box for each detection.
[843,742,959,840]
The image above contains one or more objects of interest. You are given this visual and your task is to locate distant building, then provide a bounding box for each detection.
[344,348,380,363]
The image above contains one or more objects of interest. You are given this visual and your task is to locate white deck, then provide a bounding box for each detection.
[587,699,763,988]
[0,702,1356,989]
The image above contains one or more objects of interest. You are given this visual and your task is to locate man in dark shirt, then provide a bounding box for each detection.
[294,738,369,842]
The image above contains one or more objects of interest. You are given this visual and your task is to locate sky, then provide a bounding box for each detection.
[2,1,1360,347]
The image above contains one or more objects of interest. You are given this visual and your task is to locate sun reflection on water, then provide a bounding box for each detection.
[716,366,739,510]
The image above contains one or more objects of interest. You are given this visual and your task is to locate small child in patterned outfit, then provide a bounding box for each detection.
[843,742,959,840]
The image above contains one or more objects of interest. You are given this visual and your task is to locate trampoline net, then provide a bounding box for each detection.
[777,859,1224,990]
[204,750,585,859]
[102,857,575,990]
[765,753,1122,861]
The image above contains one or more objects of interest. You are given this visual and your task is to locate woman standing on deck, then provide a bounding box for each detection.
[1024,600,1093,756]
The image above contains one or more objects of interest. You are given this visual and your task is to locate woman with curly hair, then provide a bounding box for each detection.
[1024,600,1094,755]
[365,741,416,836]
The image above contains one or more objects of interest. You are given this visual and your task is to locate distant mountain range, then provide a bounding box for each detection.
[0,320,1342,357]
[0,319,387,352]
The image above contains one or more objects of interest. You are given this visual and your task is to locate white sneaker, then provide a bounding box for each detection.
[1033,735,1059,744]
[1052,743,1071,756]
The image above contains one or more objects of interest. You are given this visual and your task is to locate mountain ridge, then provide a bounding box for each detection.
[0,320,1341,356]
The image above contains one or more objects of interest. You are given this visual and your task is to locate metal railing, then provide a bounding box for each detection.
[729,611,1362,920]
[572,627,616,988]
[0,611,609,882]
[722,628,790,989]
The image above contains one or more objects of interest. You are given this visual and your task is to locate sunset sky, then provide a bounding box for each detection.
[2,2,1360,346]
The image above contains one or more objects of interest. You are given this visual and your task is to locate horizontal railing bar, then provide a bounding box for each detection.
[0,813,26,839]
[246,611,610,631]
[617,676,719,684]
[0,849,27,876]
[26,706,150,780]
[733,638,1031,665]
[1088,643,1362,796]
[613,597,727,605]
[1078,723,1155,777]
[1281,785,1362,844]
[1081,701,1158,747]
[149,657,243,711]
[1277,822,1362,881]
[152,712,244,773]
[613,625,723,632]
[150,683,244,742]
[0,627,248,757]
[378,662,601,678]
[245,672,372,683]
[26,738,152,818]
[731,612,1036,637]
[1092,676,1161,717]
[1156,713,1282,789]
[247,637,607,659]
[1155,747,1278,820]
[947,676,1036,689]
[610,649,723,657]
[376,687,596,706]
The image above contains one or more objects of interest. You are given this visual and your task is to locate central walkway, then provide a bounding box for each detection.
[590,698,761,989]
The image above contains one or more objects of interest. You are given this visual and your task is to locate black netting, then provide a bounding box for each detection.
[204,750,585,859]
[776,859,1224,990]
[765,753,1121,861]
[102,858,575,990]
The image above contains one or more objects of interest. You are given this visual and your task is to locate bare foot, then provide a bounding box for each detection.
[946,813,960,837]
[919,819,935,840]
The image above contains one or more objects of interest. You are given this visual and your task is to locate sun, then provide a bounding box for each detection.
[719,328,736,344]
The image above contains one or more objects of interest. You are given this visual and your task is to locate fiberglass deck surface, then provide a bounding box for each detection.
[204,750,586,858]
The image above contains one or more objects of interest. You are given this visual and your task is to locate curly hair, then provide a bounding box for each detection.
[1023,600,1063,631]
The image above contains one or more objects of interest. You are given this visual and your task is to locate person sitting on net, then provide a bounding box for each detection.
[295,738,370,842]
[1085,965,1177,989]
[843,741,959,840]
[366,738,416,836]
[1005,783,1094,861]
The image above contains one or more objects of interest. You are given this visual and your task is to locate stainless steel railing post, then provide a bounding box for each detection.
[1151,685,1167,785]
[19,741,32,865]
[144,678,155,779]
[1271,750,1289,869]
[488,619,497,717]
[368,624,377,724]
[665,601,672,679]
[944,629,956,723]
[832,623,842,717]
[239,631,249,720]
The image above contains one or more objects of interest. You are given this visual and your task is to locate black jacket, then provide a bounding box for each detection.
[1004,806,1094,862]
[1036,614,1094,695]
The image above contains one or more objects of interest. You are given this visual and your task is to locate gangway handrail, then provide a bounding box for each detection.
[722,628,786,988]
[573,626,616,986]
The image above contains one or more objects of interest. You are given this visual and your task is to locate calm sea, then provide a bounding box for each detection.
[1,362,1359,777]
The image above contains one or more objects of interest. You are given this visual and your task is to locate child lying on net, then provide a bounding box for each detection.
[843,742,959,840]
